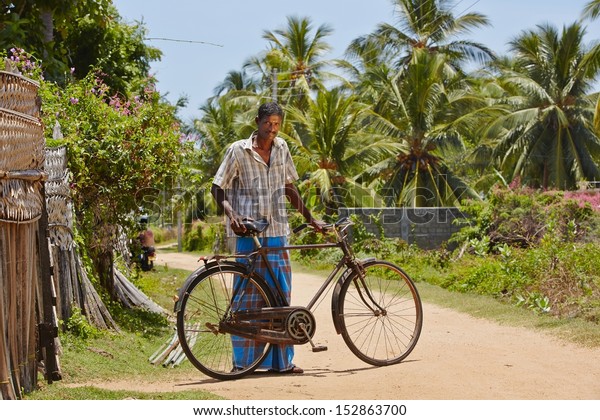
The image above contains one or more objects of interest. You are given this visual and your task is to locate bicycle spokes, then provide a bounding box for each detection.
[337,261,423,366]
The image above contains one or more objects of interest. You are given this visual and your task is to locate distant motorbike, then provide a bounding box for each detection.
[135,214,156,271]
[139,246,156,271]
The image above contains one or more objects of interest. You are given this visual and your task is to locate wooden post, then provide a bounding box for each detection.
[37,183,62,383]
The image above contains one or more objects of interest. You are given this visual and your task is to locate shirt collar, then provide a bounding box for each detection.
[243,131,283,149]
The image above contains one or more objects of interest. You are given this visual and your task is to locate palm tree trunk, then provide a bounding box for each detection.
[40,8,54,44]
[39,7,54,66]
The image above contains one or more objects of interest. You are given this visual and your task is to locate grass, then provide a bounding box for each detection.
[24,307,220,400]
[28,385,222,400]
[24,253,600,400]
[24,263,221,401]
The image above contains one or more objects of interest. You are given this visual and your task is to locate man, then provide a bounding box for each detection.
[211,101,323,374]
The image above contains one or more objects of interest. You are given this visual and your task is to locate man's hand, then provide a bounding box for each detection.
[309,218,328,233]
[229,214,250,235]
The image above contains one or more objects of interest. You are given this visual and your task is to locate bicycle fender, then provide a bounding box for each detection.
[331,257,376,334]
[173,260,247,313]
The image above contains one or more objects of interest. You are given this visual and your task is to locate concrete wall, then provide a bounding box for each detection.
[339,207,466,250]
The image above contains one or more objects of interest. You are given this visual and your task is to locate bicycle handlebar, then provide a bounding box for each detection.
[292,223,309,234]
[292,217,352,235]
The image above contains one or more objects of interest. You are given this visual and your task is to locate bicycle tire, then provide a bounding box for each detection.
[337,260,423,366]
[176,263,276,380]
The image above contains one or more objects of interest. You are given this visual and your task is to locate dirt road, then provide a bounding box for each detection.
[96,251,600,400]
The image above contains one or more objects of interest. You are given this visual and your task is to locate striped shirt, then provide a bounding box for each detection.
[213,132,299,237]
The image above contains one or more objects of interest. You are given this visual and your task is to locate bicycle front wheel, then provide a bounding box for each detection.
[337,260,423,366]
[176,263,276,380]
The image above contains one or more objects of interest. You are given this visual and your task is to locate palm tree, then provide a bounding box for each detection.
[282,88,398,213]
[364,48,482,206]
[336,0,494,206]
[582,0,600,20]
[486,22,600,190]
[213,69,259,96]
[335,36,398,116]
[246,15,334,106]
[347,0,495,73]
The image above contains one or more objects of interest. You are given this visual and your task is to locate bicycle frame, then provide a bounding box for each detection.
[184,219,388,347]
[212,221,359,310]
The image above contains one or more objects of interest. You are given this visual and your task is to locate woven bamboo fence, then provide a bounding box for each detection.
[0,69,41,118]
[0,69,58,399]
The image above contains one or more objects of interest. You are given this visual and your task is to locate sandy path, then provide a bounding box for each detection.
[88,251,600,400]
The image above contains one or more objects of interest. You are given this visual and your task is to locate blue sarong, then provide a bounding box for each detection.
[231,236,295,371]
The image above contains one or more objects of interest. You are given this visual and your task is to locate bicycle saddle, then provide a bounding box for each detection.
[237,217,269,237]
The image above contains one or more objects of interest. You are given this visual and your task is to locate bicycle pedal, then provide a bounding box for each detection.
[312,345,328,352]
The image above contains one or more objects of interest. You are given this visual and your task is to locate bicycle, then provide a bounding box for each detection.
[174,217,423,380]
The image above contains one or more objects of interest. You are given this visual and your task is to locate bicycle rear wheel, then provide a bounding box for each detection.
[337,260,423,366]
[176,263,276,380]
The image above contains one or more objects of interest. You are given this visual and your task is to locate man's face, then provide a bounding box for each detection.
[255,114,282,141]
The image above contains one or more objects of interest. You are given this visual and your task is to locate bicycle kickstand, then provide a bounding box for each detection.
[298,323,327,352]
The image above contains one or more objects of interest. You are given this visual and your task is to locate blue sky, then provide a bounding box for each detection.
[112,0,600,123]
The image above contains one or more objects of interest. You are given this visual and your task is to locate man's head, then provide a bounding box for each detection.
[257,102,283,121]
[255,102,283,142]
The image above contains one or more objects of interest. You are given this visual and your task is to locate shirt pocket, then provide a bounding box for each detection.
[238,175,261,218]
[269,162,286,188]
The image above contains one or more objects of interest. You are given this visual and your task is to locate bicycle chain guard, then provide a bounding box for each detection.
[285,308,316,344]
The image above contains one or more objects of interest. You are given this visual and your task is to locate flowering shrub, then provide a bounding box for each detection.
[3,47,44,80]
[564,191,600,212]
[38,68,191,296]
[1,46,192,296]
[40,70,191,227]
[454,185,600,251]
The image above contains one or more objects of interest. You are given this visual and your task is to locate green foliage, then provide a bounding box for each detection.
[182,221,225,252]
[516,292,552,314]
[1,1,160,92]
[64,8,161,95]
[346,213,410,260]
[469,235,491,256]
[434,186,600,319]
[37,69,192,290]
[63,307,102,341]
[107,304,169,336]
[489,22,600,189]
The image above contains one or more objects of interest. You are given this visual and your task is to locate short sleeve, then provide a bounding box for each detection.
[213,144,238,189]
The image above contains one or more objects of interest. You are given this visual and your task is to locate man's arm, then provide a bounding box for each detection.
[285,183,325,232]
[211,183,246,234]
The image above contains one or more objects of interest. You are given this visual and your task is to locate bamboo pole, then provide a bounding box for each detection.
[7,224,21,398]
[76,253,118,331]
[0,226,15,399]
[23,225,38,391]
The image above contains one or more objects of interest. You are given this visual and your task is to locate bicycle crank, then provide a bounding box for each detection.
[286,308,327,352]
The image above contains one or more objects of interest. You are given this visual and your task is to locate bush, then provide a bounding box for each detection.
[419,185,600,322]
[182,221,225,252]
[453,185,600,252]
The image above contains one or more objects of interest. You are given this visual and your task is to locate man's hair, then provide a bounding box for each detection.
[257,102,283,120]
